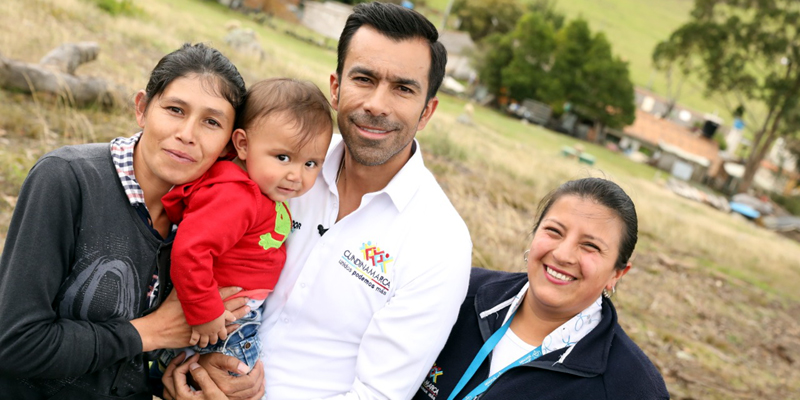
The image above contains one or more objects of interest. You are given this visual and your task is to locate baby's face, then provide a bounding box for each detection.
[234,114,331,202]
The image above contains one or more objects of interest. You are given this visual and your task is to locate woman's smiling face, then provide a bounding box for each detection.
[526,195,629,320]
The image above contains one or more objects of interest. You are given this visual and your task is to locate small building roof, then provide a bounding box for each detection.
[624,109,719,163]
[634,87,714,129]
[439,30,476,56]
[658,141,711,167]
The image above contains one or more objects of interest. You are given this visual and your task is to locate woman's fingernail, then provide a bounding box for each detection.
[238,362,249,374]
[190,363,201,370]
[235,287,243,291]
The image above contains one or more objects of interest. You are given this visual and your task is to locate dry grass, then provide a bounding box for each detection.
[1,0,799,398]
[418,108,800,398]
[0,0,333,246]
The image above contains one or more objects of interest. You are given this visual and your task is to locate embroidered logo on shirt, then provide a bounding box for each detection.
[361,241,393,273]
[259,202,291,250]
[429,364,443,383]
[338,241,393,295]
[420,364,442,399]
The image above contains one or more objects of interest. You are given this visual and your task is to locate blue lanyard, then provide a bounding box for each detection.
[446,311,543,400]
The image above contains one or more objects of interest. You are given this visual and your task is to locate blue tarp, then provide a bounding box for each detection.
[729,202,760,219]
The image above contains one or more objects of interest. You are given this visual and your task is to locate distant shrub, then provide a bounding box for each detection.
[771,193,800,216]
[714,132,727,151]
[90,0,143,17]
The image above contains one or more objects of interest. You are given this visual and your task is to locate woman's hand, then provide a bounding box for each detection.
[163,353,230,400]
[198,353,264,400]
[131,286,248,352]
[131,290,193,352]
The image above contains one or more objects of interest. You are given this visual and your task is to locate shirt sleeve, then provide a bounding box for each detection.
[0,156,142,379]
[169,181,257,326]
[319,234,473,400]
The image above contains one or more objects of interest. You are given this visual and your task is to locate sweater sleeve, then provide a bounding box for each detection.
[169,181,257,326]
[0,156,142,379]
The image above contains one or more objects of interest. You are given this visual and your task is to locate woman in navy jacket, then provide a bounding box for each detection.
[415,178,669,400]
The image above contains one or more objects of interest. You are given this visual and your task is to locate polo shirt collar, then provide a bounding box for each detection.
[322,136,424,212]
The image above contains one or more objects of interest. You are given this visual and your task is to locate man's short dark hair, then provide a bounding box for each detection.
[336,2,447,102]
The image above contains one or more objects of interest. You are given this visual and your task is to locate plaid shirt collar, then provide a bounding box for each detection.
[110,132,145,206]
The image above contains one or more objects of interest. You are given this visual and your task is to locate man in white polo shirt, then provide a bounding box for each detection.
[255,2,473,399]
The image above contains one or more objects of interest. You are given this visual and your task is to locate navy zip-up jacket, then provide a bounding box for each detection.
[413,267,669,400]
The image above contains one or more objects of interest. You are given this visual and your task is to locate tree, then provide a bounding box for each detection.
[579,31,636,131]
[474,32,514,98]
[451,0,522,42]
[473,9,634,133]
[652,38,694,118]
[654,0,800,193]
[525,0,565,31]
[546,19,635,131]
[549,18,593,107]
[787,137,800,172]
[500,12,557,102]
[472,11,555,104]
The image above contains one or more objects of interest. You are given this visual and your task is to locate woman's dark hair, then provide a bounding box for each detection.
[144,43,246,110]
[532,178,638,270]
[336,2,447,102]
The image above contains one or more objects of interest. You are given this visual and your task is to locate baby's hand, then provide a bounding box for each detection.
[190,310,237,348]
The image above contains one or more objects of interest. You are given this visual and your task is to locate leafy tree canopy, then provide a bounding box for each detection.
[476,32,514,98]
[525,0,565,31]
[501,12,557,102]
[451,0,522,42]
[654,0,800,192]
[474,10,635,129]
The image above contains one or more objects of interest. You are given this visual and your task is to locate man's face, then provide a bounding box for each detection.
[330,25,438,167]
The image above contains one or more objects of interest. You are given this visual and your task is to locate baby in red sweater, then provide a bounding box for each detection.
[161,78,333,368]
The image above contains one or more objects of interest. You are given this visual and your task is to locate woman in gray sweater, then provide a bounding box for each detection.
[0,43,257,399]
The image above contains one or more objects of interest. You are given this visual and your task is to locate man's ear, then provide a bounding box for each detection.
[134,90,148,128]
[329,72,340,111]
[416,97,439,131]
[231,129,249,160]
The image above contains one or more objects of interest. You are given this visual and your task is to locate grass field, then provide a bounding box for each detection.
[1,0,799,398]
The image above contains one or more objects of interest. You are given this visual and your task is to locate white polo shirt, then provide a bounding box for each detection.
[259,135,472,400]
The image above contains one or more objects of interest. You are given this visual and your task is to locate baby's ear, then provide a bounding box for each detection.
[230,129,249,160]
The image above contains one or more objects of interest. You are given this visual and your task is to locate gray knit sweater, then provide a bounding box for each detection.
[0,143,169,399]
